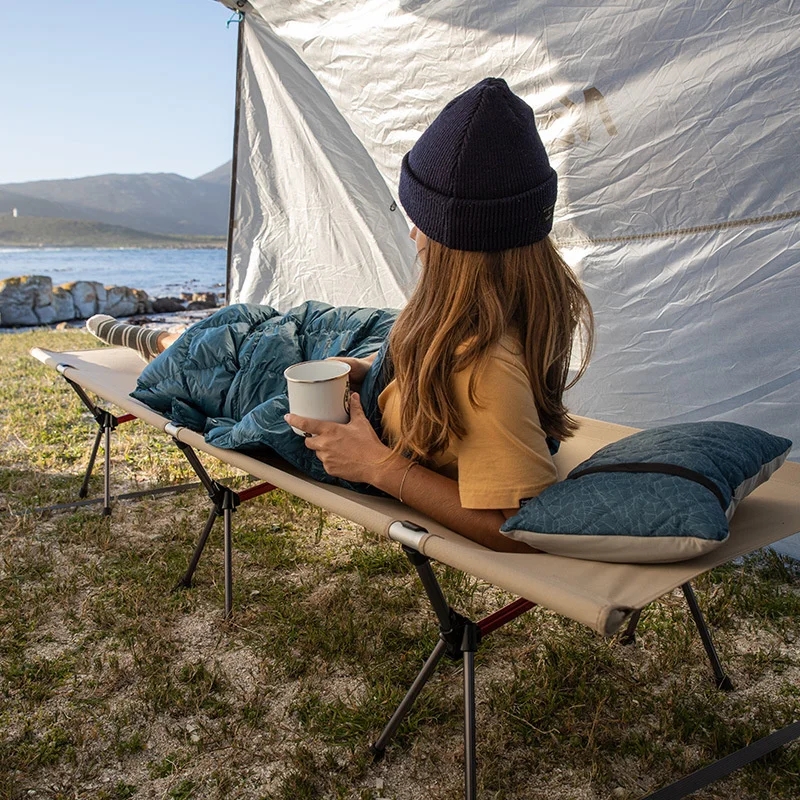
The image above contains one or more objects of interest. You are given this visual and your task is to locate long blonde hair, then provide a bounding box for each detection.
[388,236,594,462]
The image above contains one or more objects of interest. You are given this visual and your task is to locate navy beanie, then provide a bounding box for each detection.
[399,78,557,252]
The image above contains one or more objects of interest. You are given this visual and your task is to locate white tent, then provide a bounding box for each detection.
[218,0,799,557]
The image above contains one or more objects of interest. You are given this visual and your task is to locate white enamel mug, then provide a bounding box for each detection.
[284,360,351,436]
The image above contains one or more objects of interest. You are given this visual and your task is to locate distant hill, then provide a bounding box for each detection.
[0,164,232,237]
[0,215,226,249]
[196,161,232,186]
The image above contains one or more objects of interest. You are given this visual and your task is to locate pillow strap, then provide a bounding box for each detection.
[567,462,728,510]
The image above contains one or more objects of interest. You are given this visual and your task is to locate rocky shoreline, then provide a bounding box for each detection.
[0,275,221,328]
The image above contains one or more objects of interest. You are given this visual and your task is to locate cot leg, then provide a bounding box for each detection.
[462,623,480,800]
[79,426,103,499]
[174,507,218,591]
[63,377,119,512]
[223,496,235,619]
[682,582,734,691]
[619,609,643,646]
[370,638,448,760]
[372,543,483,791]
[370,546,470,759]
[376,528,538,797]
[172,438,241,616]
[103,419,112,516]
[404,546,458,630]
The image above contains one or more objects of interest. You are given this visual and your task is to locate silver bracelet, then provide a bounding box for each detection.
[398,461,417,504]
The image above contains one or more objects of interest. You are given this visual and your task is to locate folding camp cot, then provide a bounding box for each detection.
[31,345,800,800]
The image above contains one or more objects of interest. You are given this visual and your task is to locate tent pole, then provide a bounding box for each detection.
[225,8,246,308]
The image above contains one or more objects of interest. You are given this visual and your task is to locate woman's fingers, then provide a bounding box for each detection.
[326,356,370,383]
[285,393,364,438]
[349,392,364,417]
[284,413,326,437]
[284,396,389,483]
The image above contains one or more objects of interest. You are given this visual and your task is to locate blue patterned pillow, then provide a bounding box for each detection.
[500,422,792,563]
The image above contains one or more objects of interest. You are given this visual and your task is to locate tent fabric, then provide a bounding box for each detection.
[227,13,418,310]
[224,1,800,489]
[30,346,800,635]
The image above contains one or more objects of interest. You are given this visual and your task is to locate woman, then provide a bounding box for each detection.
[88,78,593,553]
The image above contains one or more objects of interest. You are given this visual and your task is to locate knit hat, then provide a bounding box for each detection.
[399,77,557,251]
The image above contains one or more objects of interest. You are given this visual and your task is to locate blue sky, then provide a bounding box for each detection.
[0,0,238,184]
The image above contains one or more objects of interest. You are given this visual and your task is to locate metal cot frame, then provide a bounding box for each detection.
[57,371,780,800]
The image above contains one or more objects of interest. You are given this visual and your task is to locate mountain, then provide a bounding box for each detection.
[196,161,232,186]
[0,165,232,237]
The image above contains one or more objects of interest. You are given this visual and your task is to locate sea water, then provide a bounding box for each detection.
[0,247,227,298]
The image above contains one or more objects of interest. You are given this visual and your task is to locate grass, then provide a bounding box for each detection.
[0,329,798,799]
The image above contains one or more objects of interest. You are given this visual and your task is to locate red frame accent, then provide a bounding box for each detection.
[238,482,277,502]
[478,597,536,636]
[117,413,137,424]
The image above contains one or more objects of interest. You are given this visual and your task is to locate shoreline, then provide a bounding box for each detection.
[0,306,219,335]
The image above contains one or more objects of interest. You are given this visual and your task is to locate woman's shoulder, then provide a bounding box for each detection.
[454,334,530,397]
[479,333,526,372]
[455,332,524,361]
[495,332,524,361]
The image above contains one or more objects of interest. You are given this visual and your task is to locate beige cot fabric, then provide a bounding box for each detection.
[31,347,800,636]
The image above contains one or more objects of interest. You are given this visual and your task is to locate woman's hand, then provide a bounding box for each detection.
[326,353,377,388]
[286,393,539,552]
[284,393,391,484]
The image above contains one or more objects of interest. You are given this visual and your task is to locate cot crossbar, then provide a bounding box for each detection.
[642,720,800,800]
[478,597,536,636]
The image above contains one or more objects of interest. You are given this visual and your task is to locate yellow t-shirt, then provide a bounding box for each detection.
[378,336,558,509]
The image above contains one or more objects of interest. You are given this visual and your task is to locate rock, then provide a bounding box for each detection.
[0,275,53,326]
[52,285,76,322]
[35,303,57,325]
[92,282,107,312]
[104,285,138,317]
[131,288,153,315]
[62,280,103,319]
[151,296,185,313]
[188,292,218,309]
[55,321,70,330]
[0,275,164,326]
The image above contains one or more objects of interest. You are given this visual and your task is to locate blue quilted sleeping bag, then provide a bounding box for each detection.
[130,301,397,492]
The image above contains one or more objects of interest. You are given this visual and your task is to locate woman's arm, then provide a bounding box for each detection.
[285,394,537,553]
[369,452,536,553]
